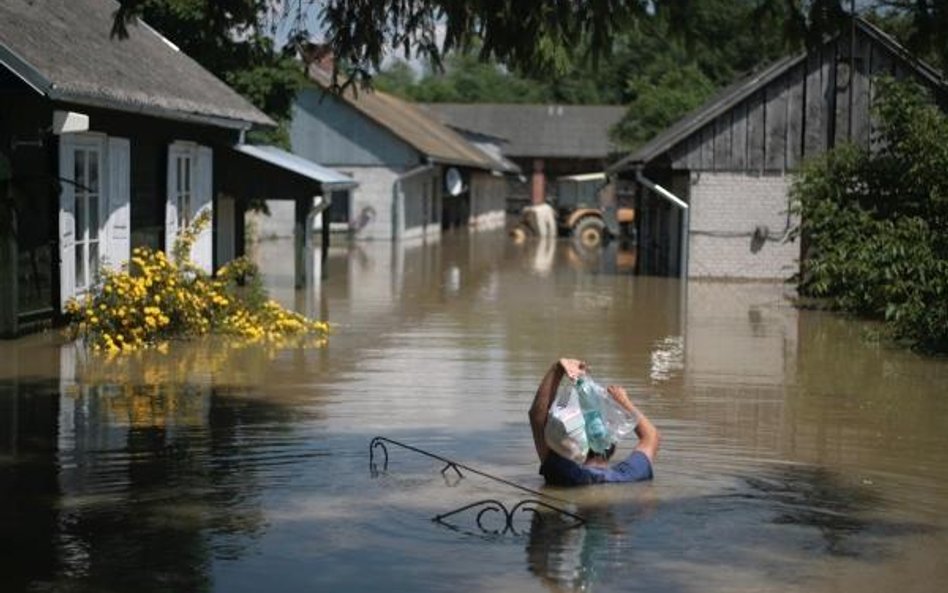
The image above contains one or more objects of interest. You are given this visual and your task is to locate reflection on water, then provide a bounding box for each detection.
[1,230,948,593]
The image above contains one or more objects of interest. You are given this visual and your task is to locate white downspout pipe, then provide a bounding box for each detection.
[393,163,435,240]
[636,169,690,279]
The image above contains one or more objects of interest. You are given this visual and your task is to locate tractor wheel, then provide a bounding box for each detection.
[572,216,606,249]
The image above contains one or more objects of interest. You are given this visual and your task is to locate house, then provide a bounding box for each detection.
[0,0,353,337]
[607,17,948,279]
[422,103,626,208]
[290,65,505,241]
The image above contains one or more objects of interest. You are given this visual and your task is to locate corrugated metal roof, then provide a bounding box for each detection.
[308,68,495,170]
[0,0,272,128]
[233,144,357,188]
[422,103,627,158]
[608,17,948,173]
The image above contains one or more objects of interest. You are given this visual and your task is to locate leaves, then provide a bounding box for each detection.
[791,77,948,354]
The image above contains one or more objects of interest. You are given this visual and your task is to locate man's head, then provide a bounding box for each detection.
[584,444,616,466]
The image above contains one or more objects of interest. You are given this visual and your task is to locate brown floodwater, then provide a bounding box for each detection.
[1,230,947,593]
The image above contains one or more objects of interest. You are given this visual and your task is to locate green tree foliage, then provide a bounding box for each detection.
[114,1,645,88]
[611,63,716,148]
[791,78,948,354]
[375,0,794,148]
[376,54,550,103]
[109,1,946,152]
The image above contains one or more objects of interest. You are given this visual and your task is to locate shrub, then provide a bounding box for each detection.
[791,78,948,354]
[65,212,329,353]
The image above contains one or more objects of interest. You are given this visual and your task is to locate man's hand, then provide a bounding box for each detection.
[558,358,587,381]
[530,358,588,463]
[607,384,636,412]
[607,384,661,463]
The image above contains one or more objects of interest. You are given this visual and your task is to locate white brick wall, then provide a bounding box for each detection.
[688,172,800,279]
[347,166,399,240]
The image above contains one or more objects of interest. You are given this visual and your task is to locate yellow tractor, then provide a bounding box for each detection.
[555,173,635,249]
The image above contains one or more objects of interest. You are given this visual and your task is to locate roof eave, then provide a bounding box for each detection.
[0,44,53,96]
[49,88,270,130]
[427,155,495,171]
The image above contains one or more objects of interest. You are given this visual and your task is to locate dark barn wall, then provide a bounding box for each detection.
[667,28,946,174]
[0,92,56,333]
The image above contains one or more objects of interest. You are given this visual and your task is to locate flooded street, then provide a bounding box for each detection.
[2,229,947,593]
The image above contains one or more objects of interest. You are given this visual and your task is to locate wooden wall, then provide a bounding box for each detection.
[667,27,943,173]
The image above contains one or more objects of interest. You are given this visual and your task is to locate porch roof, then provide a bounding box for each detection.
[233,144,357,189]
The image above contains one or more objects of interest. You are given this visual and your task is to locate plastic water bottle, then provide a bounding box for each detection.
[575,376,611,454]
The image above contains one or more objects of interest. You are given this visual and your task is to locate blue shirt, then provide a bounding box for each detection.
[540,450,654,486]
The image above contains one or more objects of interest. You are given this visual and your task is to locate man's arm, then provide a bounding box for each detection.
[607,385,661,463]
[529,359,586,463]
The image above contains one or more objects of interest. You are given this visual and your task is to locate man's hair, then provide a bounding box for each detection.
[586,444,616,463]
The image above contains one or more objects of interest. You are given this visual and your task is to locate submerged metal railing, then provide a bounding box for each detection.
[369,436,586,536]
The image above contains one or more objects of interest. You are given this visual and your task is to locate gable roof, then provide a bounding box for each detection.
[421,103,627,159]
[0,0,272,129]
[608,17,948,173]
[307,67,495,170]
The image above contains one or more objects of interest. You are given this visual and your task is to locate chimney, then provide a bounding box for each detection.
[301,42,334,74]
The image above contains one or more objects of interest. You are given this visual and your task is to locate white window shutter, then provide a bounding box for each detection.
[166,143,181,259]
[58,134,76,308]
[106,137,131,269]
[192,145,214,273]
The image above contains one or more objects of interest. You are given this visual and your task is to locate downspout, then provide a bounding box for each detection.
[302,194,332,316]
[635,168,690,278]
[392,162,435,240]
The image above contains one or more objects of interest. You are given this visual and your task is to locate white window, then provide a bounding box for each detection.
[58,134,130,307]
[167,142,213,273]
[174,152,193,229]
[72,141,103,292]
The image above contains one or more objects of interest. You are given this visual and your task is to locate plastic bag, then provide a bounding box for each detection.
[598,383,638,441]
[545,375,639,462]
[544,381,589,463]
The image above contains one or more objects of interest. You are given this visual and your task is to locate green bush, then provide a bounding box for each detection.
[791,77,948,354]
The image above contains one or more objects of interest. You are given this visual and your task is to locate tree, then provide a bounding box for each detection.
[611,63,716,149]
[374,54,550,103]
[790,78,948,353]
[113,0,648,89]
[109,1,946,153]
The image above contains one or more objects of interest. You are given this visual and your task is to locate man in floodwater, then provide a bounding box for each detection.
[529,359,661,486]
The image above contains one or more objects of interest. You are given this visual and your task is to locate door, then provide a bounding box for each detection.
[59,134,107,305]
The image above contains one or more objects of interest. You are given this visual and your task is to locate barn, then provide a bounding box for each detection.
[608,17,948,279]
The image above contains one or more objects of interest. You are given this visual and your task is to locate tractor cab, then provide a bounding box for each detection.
[554,173,635,249]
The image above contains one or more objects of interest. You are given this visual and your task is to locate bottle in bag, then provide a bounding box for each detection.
[575,376,612,454]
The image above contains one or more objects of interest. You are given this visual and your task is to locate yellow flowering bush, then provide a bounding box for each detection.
[65,211,329,353]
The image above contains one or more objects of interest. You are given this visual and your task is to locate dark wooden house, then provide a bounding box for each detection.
[0,0,352,337]
[608,17,948,279]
